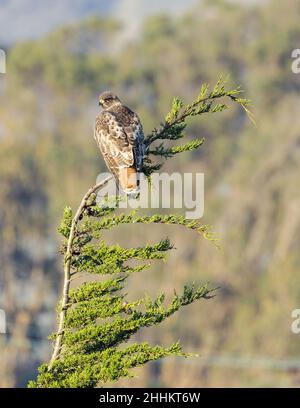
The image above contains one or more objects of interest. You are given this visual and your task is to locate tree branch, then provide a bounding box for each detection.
[48,175,113,369]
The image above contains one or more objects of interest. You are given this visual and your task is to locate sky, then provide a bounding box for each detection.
[0,0,198,45]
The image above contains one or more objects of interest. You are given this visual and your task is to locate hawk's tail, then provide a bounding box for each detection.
[119,167,140,196]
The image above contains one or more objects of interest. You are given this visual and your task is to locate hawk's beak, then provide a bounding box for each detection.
[99,99,104,106]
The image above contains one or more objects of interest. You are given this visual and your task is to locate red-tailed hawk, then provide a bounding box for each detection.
[94,91,144,194]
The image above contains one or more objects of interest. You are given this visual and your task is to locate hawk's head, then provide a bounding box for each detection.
[98,91,121,109]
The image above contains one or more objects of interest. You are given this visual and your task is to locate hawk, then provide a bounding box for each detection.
[94,91,144,194]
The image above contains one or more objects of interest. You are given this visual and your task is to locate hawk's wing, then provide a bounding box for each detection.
[94,110,134,179]
[125,112,144,173]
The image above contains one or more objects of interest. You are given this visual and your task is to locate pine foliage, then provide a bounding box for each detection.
[29,78,249,388]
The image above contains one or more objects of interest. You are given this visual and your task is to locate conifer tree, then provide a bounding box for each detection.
[29,78,250,388]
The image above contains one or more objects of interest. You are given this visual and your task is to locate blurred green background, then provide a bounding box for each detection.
[1,0,300,387]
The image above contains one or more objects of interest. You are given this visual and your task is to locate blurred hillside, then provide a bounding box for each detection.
[1,0,300,387]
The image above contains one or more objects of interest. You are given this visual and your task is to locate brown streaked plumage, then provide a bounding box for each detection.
[94,91,144,194]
